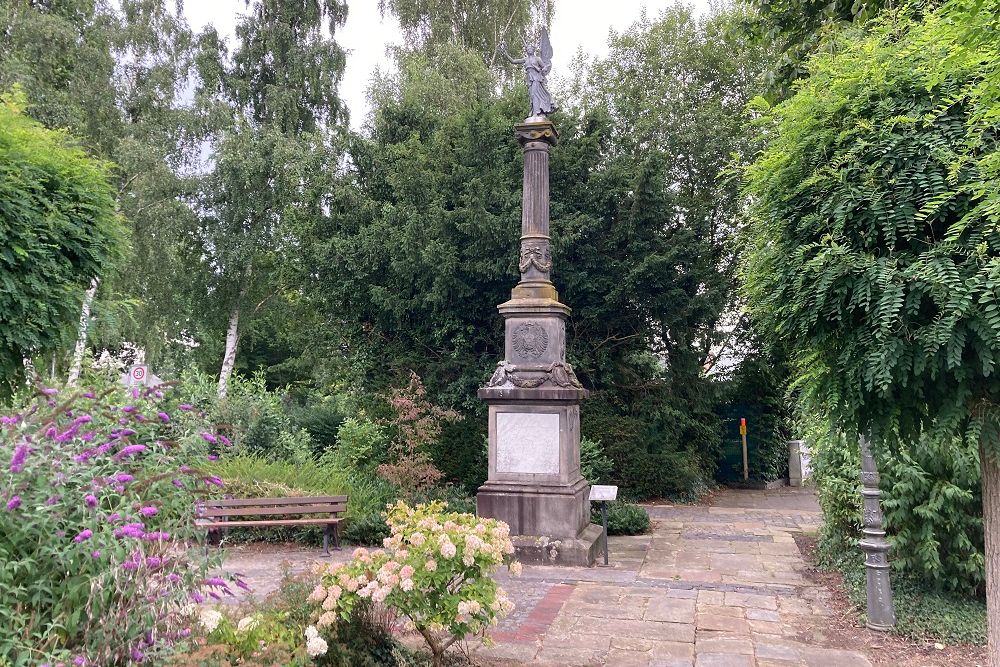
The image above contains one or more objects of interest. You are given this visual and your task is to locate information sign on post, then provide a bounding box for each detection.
[588,485,618,566]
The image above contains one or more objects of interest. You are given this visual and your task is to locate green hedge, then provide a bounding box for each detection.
[811,421,984,597]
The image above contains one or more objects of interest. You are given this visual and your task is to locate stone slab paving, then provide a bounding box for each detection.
[220,487,872,666]
[472,487,872,667]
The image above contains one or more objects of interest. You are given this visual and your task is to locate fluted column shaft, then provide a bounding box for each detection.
[520,141,552,284]
[513,121,559,301]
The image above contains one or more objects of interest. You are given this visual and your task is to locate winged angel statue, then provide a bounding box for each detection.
[500,28,556,119]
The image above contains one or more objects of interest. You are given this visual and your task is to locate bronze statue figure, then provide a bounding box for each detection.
[500,28,556,118]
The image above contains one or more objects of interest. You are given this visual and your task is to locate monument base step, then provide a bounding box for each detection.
[477,477,590,537]
[510,523,603,567]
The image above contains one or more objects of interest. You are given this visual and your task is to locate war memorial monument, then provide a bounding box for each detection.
[476,29,603,566]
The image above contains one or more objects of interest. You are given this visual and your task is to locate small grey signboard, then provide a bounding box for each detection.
[589,485,618,502]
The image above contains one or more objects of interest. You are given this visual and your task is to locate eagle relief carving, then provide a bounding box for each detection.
[512,321,548,359]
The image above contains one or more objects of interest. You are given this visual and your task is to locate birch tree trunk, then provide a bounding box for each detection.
[22,357,36,386]
[982,442,1000,667]
[217,276,249,399]
[217,301,241,399]
[68,277,99,386]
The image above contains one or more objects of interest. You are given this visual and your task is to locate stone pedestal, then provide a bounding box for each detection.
[476,118,601,567]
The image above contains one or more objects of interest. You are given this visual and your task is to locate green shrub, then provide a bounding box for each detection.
[810,417,985,596]
[594,501,651,535]
[405,483,475,514]
[204,454,394,545]
[340,511,391,546]
[580,437,614,484]
[174,368,312,463]
[287,398,347,457]
[310,501,520,667]
[206,455,349,499]
[166,568,409,666]
[880,437,984,596]
[809,421,862,553]
[714,339,793,483]
[0,382,225,665]
[329,417,389,478]
[430,415,487,492]
[0,92,123,391]
[821,550,986,645]
[583,389,718,500]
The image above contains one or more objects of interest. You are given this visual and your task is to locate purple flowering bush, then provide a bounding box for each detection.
[0,383,234,665]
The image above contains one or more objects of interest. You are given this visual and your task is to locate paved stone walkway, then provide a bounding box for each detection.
[221,486,873,666]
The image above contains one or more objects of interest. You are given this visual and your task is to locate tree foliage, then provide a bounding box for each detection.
[193,0,348,394]
[743,11,1000,453]
[0,93,122,390]
[739,0,890,99]
[742,5,1000,645]
[0,0,205,362]
[378,0,551,67]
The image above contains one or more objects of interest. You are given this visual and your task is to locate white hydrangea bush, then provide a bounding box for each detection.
[308,501,520,666]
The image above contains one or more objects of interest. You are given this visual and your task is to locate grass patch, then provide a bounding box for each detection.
[818,539,986,646]
[203,455,394,545]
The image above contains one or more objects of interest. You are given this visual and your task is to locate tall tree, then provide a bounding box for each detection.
[194,0,348,397]
[739,0,890,99]
[576,5,764,375]
[0,93,123,392]
[742,9,1000,660]
[306,5,764,496]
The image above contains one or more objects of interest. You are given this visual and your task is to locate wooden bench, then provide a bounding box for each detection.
[198,496,348,556]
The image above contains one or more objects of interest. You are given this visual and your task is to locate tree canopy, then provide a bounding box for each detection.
[303,6,764,495]
[743,9,1000,452]
[0,93,123,390]
[741,5,1000,656]
[379,0,551,68]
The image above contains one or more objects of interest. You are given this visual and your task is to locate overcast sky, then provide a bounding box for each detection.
[184,0,710,129]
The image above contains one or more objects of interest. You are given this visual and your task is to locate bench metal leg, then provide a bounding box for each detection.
[334,523,341,551]
[322,525,331,557]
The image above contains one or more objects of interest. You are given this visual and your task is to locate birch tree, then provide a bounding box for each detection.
[194,0,348,397]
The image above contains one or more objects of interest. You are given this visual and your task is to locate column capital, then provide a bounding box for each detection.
[515,119,559,147]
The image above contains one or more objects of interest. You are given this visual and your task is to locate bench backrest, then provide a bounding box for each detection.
[199,496,348,519]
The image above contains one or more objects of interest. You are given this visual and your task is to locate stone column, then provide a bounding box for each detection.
[476,118,602,567]
[511,122,558,301]
[859,435,896,631]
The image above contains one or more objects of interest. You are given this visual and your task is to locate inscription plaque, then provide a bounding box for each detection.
[496,412,560,474]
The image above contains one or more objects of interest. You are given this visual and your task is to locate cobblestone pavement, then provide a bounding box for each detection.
[220,486,872,666]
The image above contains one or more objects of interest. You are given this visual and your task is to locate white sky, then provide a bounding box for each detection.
[184,0,710,129]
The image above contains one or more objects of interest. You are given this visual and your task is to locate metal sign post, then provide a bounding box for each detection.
[588,485,618,566]
[740,417,749,481]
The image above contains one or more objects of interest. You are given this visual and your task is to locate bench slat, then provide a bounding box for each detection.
[201,504,346,518]
[203,496,347,508]
[198,518,342,529]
